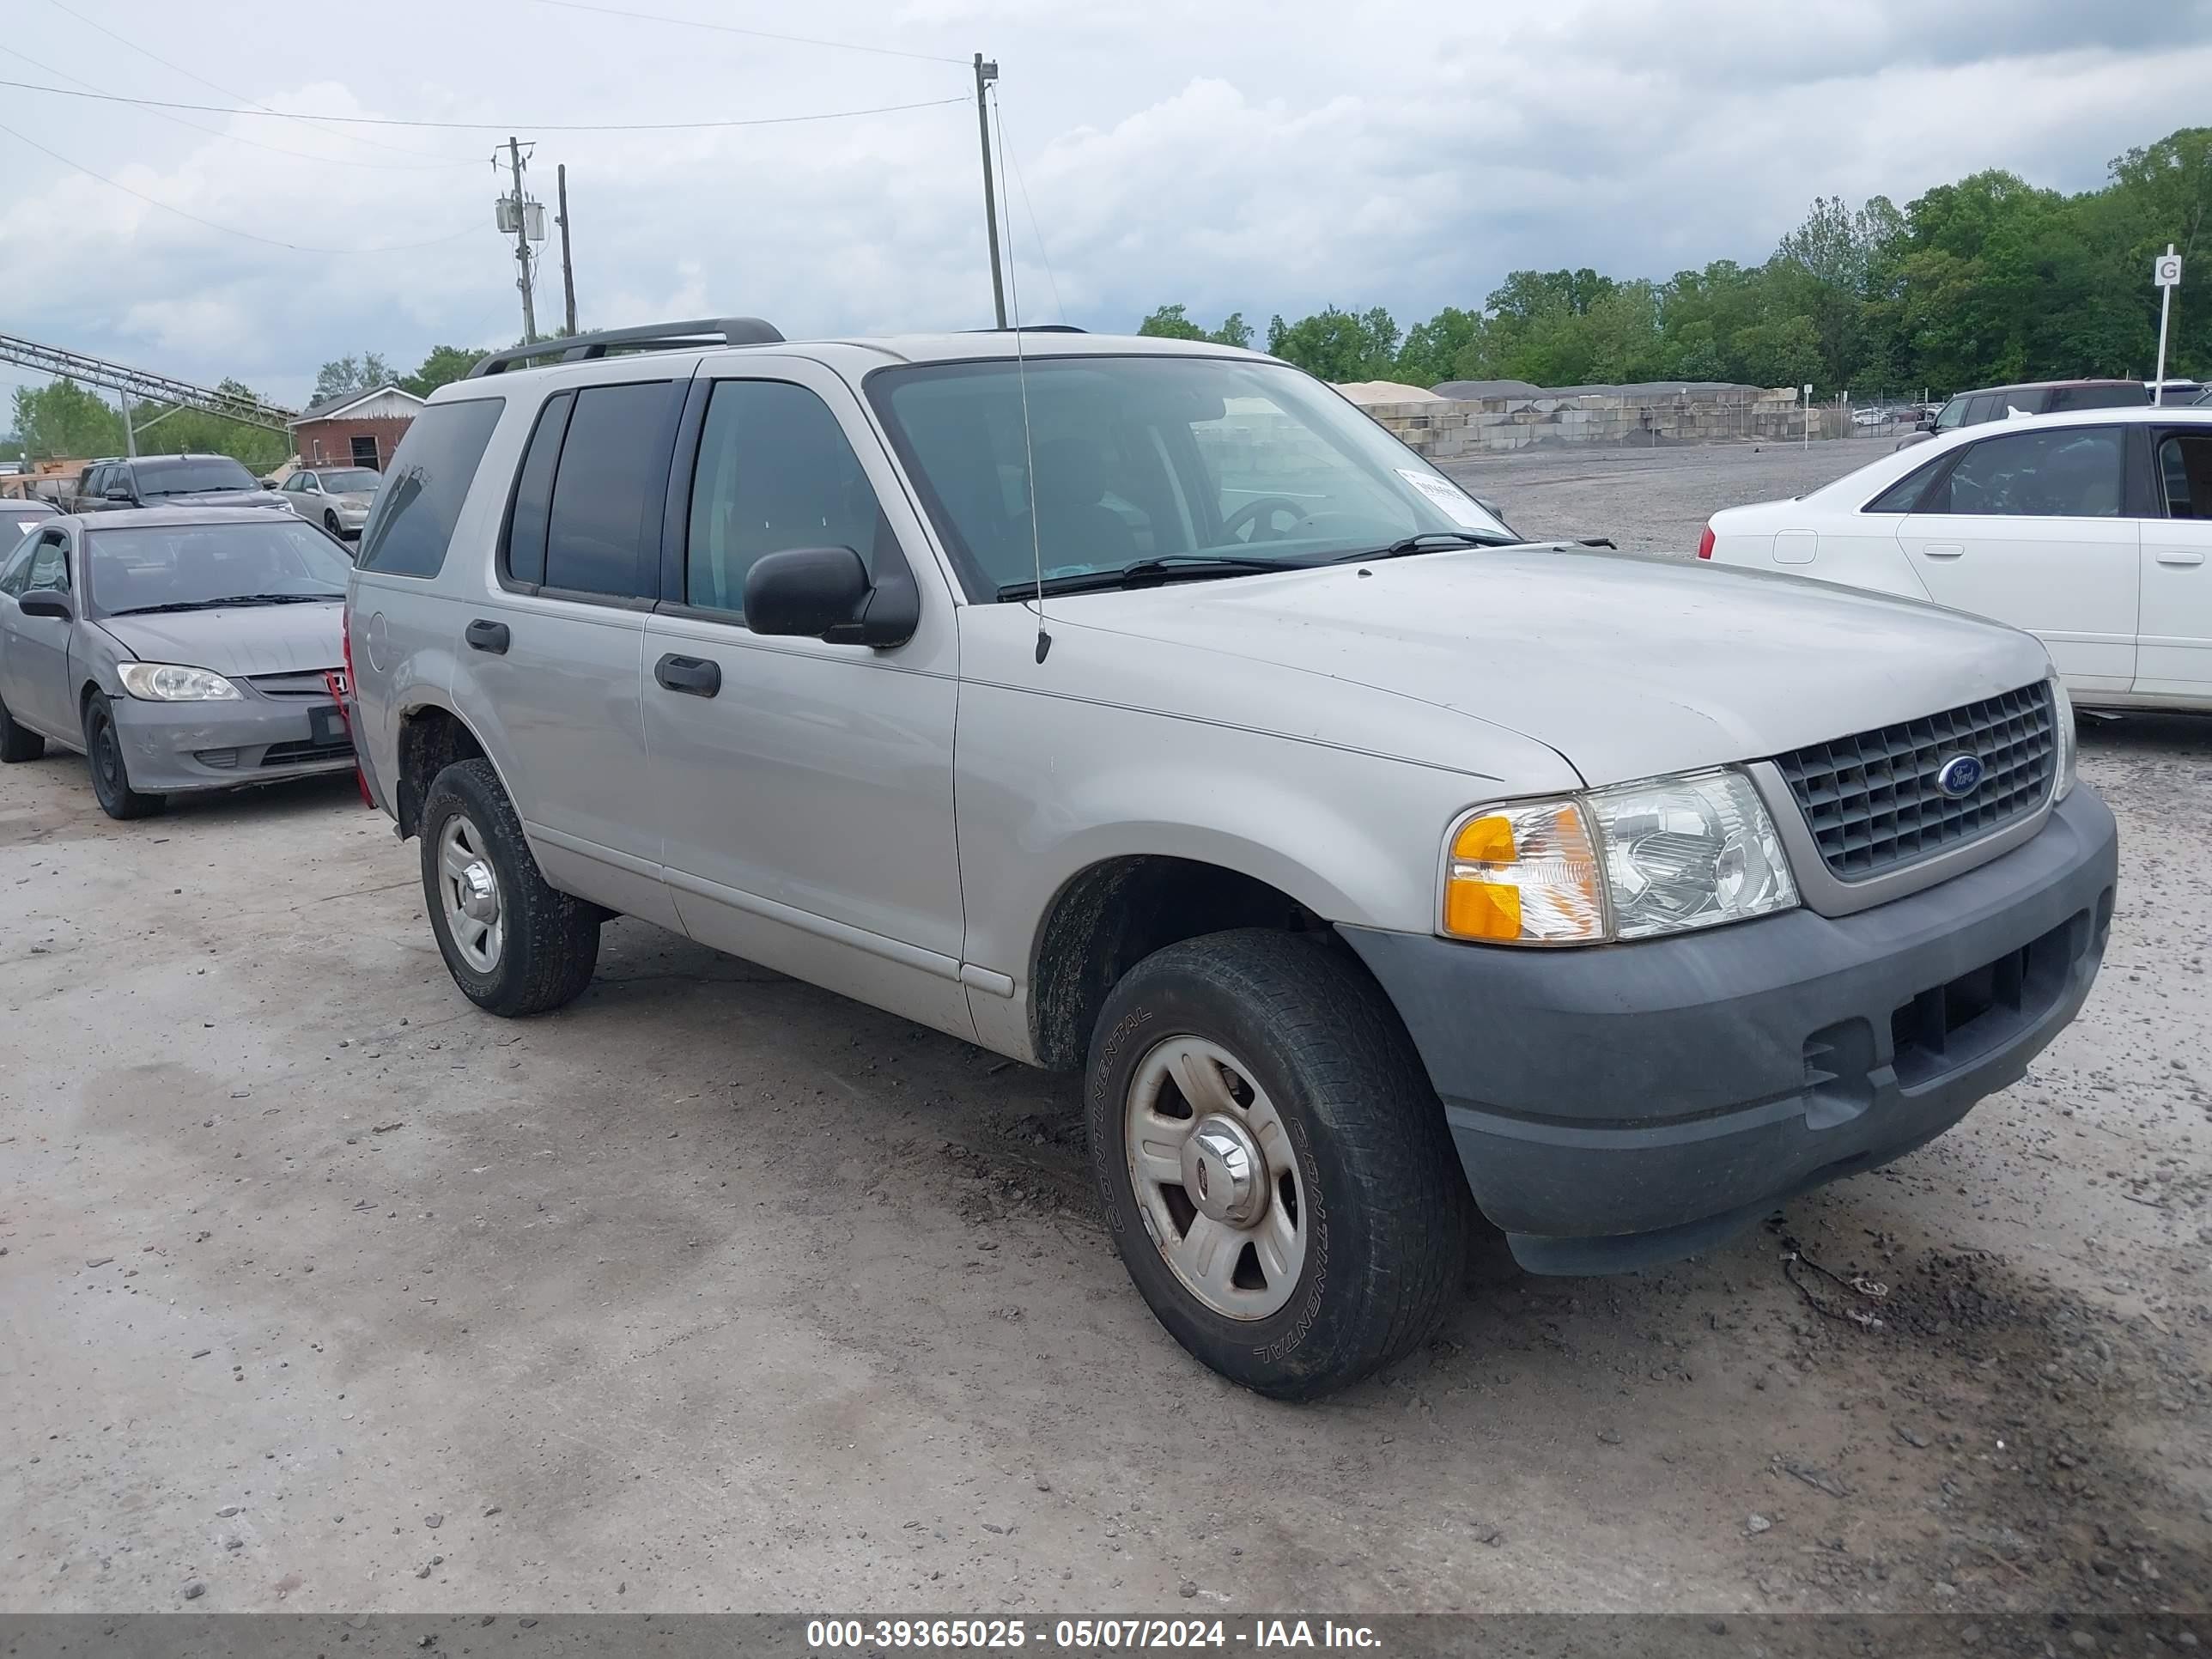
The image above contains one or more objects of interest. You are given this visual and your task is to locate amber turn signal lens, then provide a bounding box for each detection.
[1442,802,1606,944]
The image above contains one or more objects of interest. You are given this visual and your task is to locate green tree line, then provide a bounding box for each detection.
[8,378,292,472]
[1140,127,2211,398]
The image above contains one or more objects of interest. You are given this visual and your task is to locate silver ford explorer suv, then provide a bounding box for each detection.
[343,318,2118,1400]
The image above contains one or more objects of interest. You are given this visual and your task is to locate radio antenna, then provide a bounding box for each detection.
[991,85,1050,665]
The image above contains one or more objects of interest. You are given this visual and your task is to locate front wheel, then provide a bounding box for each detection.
[1085,929,1471,1400]
[82,692,162,819]
[419,757,599,1016]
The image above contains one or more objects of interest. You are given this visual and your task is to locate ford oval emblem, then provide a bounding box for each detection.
[1936,754,1985,798]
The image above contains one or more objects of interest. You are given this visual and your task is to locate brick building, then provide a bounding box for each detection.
[285,385,425,470]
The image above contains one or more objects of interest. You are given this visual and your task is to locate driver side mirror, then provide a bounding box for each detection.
[104,487,134,503]
[20,590,72,621]
[743,546,918,647]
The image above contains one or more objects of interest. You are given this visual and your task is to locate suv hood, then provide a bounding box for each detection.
[148,488,290,511]
[1054,545,2052,787]
[96,603,343,678]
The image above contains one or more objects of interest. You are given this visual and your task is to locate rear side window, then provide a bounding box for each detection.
[357,398,505,578]
[502,391,574,587]
[2157,433,2212,519]
[542,382,674,599]
[1922,426,2124,518]
[1865,461,1938,514]
[684,380,889,615]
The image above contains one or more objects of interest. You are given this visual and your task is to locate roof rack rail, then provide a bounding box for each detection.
[964,323,1087,334]
[465,317,784,379]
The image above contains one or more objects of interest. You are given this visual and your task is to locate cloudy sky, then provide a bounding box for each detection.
[3,0,2208,410]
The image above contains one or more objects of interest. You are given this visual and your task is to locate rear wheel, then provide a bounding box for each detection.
[82,692,162,819]
[419,757,599,1016]
[1085,929,1470,1400]
[0,692,44,763]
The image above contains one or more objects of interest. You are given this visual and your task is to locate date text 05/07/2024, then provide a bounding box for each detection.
[805,1618,1384,1650]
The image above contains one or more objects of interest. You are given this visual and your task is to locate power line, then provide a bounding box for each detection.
[0,119,480,254]
[0,43,476,172]
[0,78,969,134]
[40,0,458,161]
[521,0,970,66]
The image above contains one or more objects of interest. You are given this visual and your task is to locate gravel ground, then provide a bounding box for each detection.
[3,441,2208,1620]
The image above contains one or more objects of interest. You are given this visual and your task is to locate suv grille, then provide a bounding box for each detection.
[1771,682,2056,882]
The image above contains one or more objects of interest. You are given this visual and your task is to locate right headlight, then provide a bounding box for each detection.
[118,661,242,702]
[1443,768,1798,945]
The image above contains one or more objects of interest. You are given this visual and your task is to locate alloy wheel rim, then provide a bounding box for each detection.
[437,813,504,974]
[1124,1035,1306,1321]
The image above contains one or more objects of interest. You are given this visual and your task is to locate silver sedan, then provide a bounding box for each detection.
[278,465,383,541]
[0,507,355,819]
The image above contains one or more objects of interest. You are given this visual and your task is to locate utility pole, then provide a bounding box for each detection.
[504,136,538,344]
[117,387,137,457]
[556,164,578,337]
[972,52,1006,328]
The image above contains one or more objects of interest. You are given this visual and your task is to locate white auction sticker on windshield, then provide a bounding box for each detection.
[1397,468,1491,529]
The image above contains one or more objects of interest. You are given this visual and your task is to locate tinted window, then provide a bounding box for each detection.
[542,382,672,598]
[357,397,504,578]
[85,520,349,617]
[1961,393,2005,425]
[1865,461,1939,514]
[2049,384,2147,413]
[685,381,888,614]
[1924,427,2124,518]
[133,457,260,496]
[502,390,574,588]
[2157,434,2212,520]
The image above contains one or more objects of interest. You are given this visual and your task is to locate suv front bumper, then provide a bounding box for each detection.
[1340,786,2117,1273]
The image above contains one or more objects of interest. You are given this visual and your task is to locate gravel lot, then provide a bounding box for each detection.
[3,441,2208,1620]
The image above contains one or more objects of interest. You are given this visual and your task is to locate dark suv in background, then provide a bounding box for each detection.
[73,455,291,514]
[1897,380,2147,449]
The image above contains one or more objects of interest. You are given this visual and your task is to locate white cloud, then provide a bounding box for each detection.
[0,0,2206,410]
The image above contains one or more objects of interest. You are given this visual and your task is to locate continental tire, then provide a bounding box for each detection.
[419,757,599,1017]
[1085,928,1470,1400]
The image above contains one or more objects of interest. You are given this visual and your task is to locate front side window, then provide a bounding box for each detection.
[357,396,504,578]
[1961,393,2004,426]
[869,356,1512,599]
[27,532,70,592]
[1931,399,1966,432]
[1923,427,2124,518]
[2158,433,2212,520]
[685,380,889,615]
[84,520,349,617]
[541,381,672,598]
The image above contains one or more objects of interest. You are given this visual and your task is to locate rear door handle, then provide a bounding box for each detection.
[654,653,721,697]
[2154,549,2207,567]
[465,619,510,653]
[1921,543,1965,560]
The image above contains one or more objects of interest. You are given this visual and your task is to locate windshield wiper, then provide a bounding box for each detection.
[997,554,1307,600]
[1329,530,1510,564]
[108,592,341,615]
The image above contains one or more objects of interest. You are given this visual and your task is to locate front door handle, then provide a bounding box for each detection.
[465,619,510,653]
[2155,549,2207,567]
[654,653,720,697]
[1921,543,1966,560]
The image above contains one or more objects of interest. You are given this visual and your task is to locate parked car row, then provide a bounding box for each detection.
[46,455,383,546]
[0,323,2132,1402]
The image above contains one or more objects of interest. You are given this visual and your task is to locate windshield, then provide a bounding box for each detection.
[85,520,351,617]
[135,458,261,496]
[317,468,383,493]
[869,356,1513,598]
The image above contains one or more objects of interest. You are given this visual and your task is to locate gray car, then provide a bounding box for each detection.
[277,466,382,541]
[0,507,355,818]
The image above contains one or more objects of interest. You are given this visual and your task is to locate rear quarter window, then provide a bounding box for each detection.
[357,398,506,579]
[2049,384,2149,413]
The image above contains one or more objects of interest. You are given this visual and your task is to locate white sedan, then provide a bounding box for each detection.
[1700,404,2212,712]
